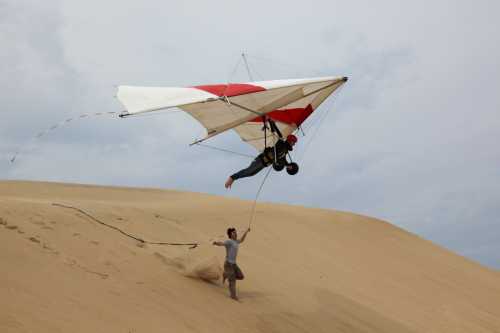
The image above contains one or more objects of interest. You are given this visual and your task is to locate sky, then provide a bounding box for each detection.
[2,0,499,269]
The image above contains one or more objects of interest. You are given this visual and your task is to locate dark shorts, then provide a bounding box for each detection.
[224,261,244,281]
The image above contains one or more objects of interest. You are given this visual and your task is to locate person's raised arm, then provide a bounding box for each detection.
[238,228,251,243]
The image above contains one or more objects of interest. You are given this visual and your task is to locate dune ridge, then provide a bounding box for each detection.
[1,180,499,332]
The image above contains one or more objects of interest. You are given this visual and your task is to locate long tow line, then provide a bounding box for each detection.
[9,111,120,163]
[52,203,199,249]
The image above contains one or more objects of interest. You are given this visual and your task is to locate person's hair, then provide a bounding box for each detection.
[227,227,236,238]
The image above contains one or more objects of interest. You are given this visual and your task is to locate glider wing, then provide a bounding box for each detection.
[117,76,347,150]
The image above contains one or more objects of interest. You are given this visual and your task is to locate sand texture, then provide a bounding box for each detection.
[1,180,499,332]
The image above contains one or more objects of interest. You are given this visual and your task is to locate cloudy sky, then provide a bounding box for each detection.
[2,0,499,268]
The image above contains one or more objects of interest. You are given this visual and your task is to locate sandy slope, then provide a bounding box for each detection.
[1,180,499,333]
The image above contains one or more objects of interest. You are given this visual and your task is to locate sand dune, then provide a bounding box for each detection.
[1,180,499,332]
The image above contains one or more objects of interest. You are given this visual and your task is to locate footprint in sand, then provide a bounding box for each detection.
[15,229,60,255]
[1,219,53,249]
[1,221,26,235]
[42,243,59,255]
[90,240,100,245]
[104,260,121,273]
[29,237,40,243]
[64,258,77,266]
[154,214,182,225]
[30,218,45,226]
[1,218,52,248]
[1,220,20,232]
[64,257,109,279]
[80,265,108,278]
[30,219,53,231]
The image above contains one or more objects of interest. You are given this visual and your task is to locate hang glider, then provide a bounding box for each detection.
[117,76,348,151]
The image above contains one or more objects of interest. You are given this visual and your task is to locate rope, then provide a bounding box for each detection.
[52,203,199,249]
[248,166,273,229]
[246,129,279,228]
[10,111,119,163]
[120,109,183,118]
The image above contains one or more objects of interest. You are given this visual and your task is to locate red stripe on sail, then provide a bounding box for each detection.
[249,104,314,126]
[193,84,265,97]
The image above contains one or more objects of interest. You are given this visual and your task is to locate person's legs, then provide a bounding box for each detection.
[225,159,265,188]
[234,264,244,280]
[223,261,234,282]
[229,279,237,300]
[222,261,232,284]
[224,262,239,300]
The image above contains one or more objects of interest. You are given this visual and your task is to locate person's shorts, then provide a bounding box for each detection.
[224,261,244,281]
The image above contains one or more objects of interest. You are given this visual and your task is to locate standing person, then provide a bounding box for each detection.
[213,227,250,300]
[224,134,298,189]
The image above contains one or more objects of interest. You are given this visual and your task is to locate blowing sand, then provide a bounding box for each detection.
[1,180,499,332]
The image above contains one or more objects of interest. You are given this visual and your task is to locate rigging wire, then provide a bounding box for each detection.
[244,54,327,78]
[243,55,265,81]
[227,54,243,84]
[193,143,253,158]
[296,84,346,163]
[241,53,254,82]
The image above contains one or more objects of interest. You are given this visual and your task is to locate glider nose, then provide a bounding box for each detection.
[342,76,348,82]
